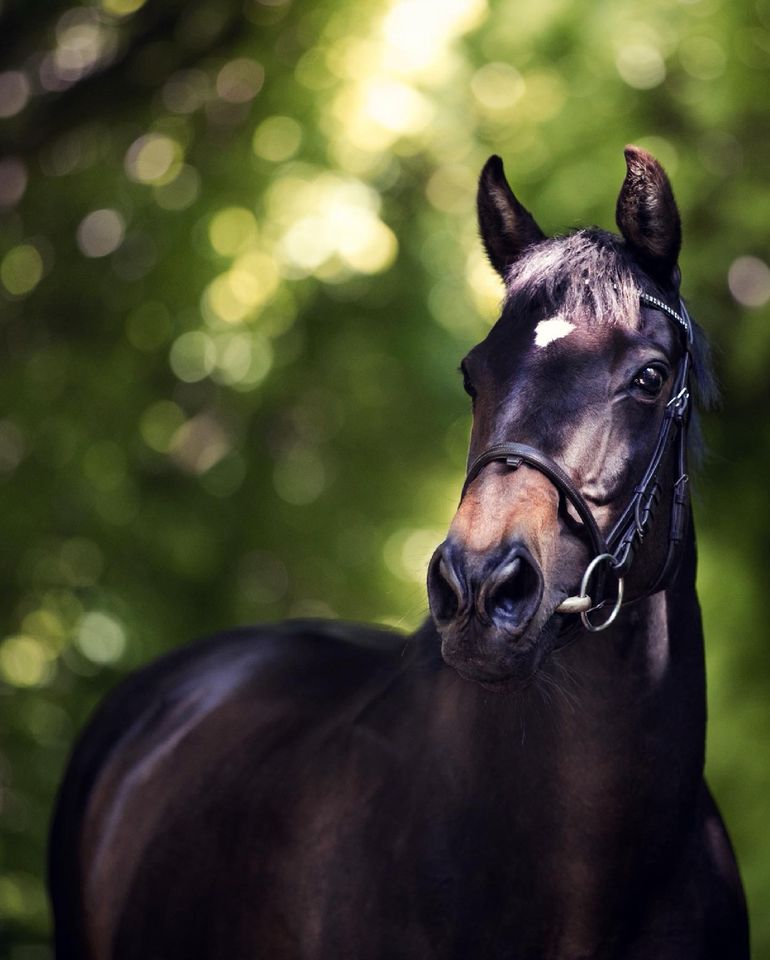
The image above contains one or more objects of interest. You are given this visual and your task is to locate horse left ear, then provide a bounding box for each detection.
[477,155,546,279]
[615,145,681,286]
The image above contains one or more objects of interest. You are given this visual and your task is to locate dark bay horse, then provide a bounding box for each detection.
[49,147,749,959]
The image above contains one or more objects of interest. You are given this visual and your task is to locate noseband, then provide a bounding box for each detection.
[462,290,694,632]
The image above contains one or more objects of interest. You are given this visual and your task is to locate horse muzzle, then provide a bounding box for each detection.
[427,538,552,684]
[428,539,544,633]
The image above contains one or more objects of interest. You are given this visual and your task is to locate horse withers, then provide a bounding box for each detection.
[49,147,749,959]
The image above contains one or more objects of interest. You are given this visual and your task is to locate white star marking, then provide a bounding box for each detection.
[534,317,576,348]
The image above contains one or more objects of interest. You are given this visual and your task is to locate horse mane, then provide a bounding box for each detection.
[501,228,718,464]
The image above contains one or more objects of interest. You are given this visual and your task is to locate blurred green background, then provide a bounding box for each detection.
[0,0,768,955]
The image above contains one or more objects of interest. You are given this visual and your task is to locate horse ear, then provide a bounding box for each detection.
[615,145,681,285]
[477,155,545,279]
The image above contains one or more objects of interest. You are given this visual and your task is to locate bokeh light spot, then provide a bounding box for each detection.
[230,251,280,303]
[162,69,211,114]
[518,70,565,123]
[1,244,43,296]
[466,248,503,320]
[295,48,335,91]
[0,635,55,688]
[170,331,217,382]
[728,257,770,308]
[279,216,328,273]
[154,164,201,210]
[337,213,397,274]
[233,333,273,388]
[49,11,117,87]
[22,609,66,650]
[76,208,126,257]
[170,412,232,474]
[203,273,252,324]
[140,400,186,452]
[75,612,126,664]
[383,527,443,583]
[213,332,254,383]
[380,0,487,76]
[0,873,47,922]
[0,71,31,118]
[616,43,666,89]
[208,207,259,256]
[101,0,147,15]
[273,174,395,279]
[426,164,475,214]
[361,79,433,136]
[252,116,302,162]
[216,58,264,103]
[125,133,183,185]
[0,156,28,208]
[202,253,280,325]
[679,36,726,80]
[470,62,525,111]
[211,331,273,386]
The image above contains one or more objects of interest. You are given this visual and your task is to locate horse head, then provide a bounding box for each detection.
[428,146,698,689]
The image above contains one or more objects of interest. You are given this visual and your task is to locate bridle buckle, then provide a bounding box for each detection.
[666,386,690,418]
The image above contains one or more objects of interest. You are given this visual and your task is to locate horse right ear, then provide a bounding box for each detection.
[477,155,545,279]
[615,145,681,286]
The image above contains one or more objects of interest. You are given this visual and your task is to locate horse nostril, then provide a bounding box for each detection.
[429,543,543,633]
[427,546,466,624]
[483,550,543,626]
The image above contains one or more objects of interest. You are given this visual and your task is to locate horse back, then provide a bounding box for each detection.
[48,619,409,960]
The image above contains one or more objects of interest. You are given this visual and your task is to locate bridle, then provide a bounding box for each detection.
[461,289,694,632]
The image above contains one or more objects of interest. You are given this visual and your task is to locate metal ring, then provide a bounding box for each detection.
[578,553,625,633]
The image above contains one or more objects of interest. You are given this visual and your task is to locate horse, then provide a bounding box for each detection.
[48,146,749,959]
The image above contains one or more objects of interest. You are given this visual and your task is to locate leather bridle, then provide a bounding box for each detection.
[461,290,694,632]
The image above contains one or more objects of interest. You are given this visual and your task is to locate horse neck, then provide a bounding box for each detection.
[418,512,706,824]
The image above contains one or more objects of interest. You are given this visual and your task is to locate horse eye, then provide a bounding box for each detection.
[460,364,477,400]
[632,364,665,398]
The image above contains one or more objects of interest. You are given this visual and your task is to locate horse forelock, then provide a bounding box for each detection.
[503,229,643,329]
[497,227,717,463]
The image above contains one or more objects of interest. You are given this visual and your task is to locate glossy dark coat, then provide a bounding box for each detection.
[49,149,749,959]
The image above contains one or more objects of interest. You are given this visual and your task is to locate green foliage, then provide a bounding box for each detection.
[1,0,769,955]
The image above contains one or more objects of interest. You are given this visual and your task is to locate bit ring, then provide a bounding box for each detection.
[578,553,624,633]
